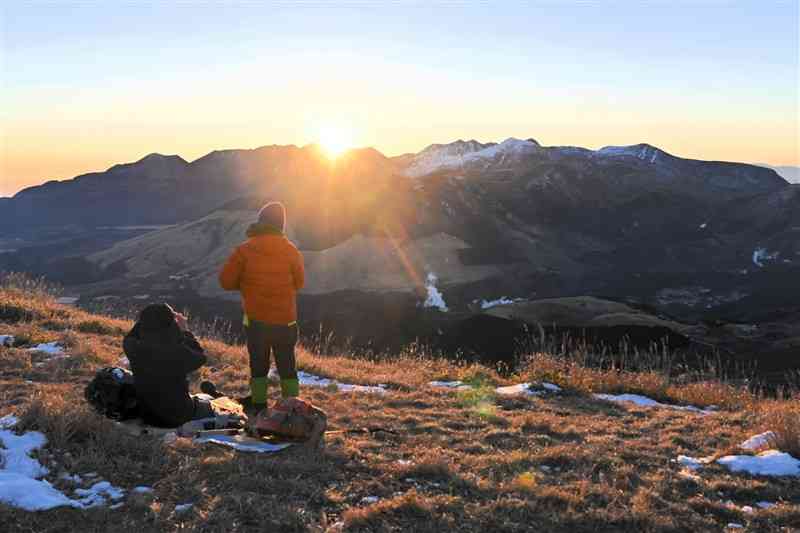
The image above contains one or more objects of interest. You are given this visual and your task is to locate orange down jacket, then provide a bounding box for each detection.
[218,234,305,325]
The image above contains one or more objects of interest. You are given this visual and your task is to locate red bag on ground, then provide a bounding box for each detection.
[254,397,327,441]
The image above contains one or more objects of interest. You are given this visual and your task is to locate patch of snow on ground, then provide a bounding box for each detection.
[717,450,800,477]
[496,382,562,396]
[132,486,153,494]
[479,297,518,309]
[269,369,387,394]
[676,455,713,471]
[0,418,126,510]
[0,335,14,347]
[496,383,542,396]
[0,470,81,511]
[756,501,776,509]
[428,380,469,390]
[678,450,800,477]
[360,496,379,504]
[73,481,126,508]
[27,342,65,355]
[727,524,744,530]
[431,381,562,396]
[0,428,50,478]
[422,273,448,312]
[740,431,776,451]
[593,393,712,414]
[55,297,79,305]
[59,472,82,484]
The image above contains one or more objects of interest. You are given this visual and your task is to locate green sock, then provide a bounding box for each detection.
[250,376,268,406]
[280,378,299,398]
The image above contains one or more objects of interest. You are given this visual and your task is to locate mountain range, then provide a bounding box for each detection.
[1,137,798,374]
[1,139,794,231]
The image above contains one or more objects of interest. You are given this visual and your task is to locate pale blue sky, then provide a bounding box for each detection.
[2,1,798,195]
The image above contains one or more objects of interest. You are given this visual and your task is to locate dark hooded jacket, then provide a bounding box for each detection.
[122,304,207,427]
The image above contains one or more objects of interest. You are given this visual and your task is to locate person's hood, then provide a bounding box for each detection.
[138,303,177,331]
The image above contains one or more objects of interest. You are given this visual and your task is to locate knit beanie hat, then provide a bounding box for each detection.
[257,202,286,232]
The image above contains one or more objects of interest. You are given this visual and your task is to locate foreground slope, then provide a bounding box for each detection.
[0,284,798,532]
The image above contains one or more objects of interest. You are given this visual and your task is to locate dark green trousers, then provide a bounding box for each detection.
[246,320,298,382]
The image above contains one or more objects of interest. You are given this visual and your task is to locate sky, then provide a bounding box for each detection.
[1,1,798,196]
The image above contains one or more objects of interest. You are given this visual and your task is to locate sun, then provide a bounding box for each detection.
[317,125,354,158]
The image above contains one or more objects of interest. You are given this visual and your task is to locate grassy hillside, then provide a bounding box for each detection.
[0,276,798,532]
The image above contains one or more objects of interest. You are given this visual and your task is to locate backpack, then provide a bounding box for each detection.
[84,367,140,421]
[254,397,327,441]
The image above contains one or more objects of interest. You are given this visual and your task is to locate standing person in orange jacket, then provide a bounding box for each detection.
[218,202,305,418]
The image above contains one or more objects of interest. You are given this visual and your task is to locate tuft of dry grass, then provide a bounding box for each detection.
[759,400,800,457]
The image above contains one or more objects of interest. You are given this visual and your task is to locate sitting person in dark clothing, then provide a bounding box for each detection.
[123,303,217,427]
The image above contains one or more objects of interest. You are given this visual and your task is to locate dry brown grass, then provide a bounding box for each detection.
[759,400,800,457]
[0,286,799,532]
[519,351,767,410]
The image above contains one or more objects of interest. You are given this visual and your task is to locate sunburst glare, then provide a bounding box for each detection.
[317,125,354,158]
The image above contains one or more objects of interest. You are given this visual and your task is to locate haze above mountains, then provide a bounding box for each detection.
[760,164,800,184]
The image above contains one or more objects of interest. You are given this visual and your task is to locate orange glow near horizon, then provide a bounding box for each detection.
[3,121,798,197]
[3,3,797,197]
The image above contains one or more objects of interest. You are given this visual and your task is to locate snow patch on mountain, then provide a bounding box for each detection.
[596,144,666,164]
[752,248,779,268]
[422,273,448,312]
[405,138,539,178]
[478,297,520,309]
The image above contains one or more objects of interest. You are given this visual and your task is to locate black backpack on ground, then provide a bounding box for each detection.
[84,367,140,421]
